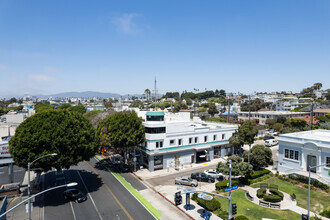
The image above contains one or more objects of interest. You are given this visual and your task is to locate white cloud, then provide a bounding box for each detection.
[28,74,56,82]
[112,13,141,35]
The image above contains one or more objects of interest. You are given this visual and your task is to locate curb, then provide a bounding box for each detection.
[156,191,195,220]
[131,171,196,220]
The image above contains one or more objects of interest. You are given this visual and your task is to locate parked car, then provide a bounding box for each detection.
[63,189,87,203]
[109,154,122,165]
[191,172,215,183]
[204,169,224,179]
[264,135,275,141]
[265,139,278,147]
[175,177,198,187]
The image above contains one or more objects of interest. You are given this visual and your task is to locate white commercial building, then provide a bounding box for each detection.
[136,111,238,171]
[277,130,330,184]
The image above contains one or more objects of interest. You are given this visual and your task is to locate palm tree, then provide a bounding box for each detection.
[144,89,151,101]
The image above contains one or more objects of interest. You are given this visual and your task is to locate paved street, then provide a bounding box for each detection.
[41,157,155,220]
[146,163,218,187]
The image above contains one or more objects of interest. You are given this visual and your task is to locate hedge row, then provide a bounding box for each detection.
[191,193,221,211]
[320,208,330,218]
[250,169,271,179]
[215,180,239,191]
[257,188,266,198]
[235,216,250,220]
[239,172,274,185]
[257,188,284,203]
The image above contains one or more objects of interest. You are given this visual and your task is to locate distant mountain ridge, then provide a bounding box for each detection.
[35,91,145,99]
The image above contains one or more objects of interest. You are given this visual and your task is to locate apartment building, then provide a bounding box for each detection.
[238,111,310,125]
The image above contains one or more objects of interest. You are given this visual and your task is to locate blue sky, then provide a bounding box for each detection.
[0,0,329,98]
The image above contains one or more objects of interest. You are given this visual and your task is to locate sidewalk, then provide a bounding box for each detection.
[135,158,225,180]
[5,171,44,220]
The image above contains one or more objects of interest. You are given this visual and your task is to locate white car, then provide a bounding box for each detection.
[204,169,224,179]
[265,139,278,147]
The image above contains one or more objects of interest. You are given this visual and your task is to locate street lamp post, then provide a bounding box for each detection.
[307,163,330,220]
[27,153,57,220]
[228,159,232,220]
[220,157,233,220]
[0,182,77,219]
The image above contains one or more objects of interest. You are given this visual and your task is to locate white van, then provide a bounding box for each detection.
[265,139,278,147]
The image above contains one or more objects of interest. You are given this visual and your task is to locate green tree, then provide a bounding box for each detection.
[243,144,273,167]
[238,120,258,146]
[197,107,207,113]
[96,111,145,161]
[217,155,253,176]
[313,83,322,91]
[265,119,277,129]
[208,103,219,117]
[103,99,113,109]
[276,115,287,124]
[69,105,87,114]
[229,130,244,155]
[35,103,54,113]
[290,118,307,130]
[9,110,97,171]
[58,103,72,110]
[145,89,151,100]
[273,123,284,132]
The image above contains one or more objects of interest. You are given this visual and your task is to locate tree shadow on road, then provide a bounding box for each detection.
[34,169,103,207]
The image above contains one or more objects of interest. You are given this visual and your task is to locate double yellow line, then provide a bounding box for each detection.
[84,161,133,220]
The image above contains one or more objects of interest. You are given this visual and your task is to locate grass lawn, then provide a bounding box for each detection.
[251,177,330,213]
[214,189,301,220]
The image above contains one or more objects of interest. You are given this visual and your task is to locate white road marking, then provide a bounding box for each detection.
[76,170,103,220]
[70,201,77,220]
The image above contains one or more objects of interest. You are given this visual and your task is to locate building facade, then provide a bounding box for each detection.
[277,130,330,184]
[238,111,310,125]
[137,111,238,171]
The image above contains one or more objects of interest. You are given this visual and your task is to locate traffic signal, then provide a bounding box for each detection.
[301,214,308,220]
[232,203,237,215]
[174,191,182,206]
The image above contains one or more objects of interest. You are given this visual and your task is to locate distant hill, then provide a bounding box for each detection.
[35,91,147,99]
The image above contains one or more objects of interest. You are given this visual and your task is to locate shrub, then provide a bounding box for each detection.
[250,169,271,179]
[263,194,282,203]
[288,174,330,191]
[269,189,284,199]
[191,193,221,211]
[320,208,330,218]
[257,188,266,198]
[215,180,239,191]
[235,216,250,220]
[249,173,273,185]
[291,193,296,200]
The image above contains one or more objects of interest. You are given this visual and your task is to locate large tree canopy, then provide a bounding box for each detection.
[243,144,273,167]
[217,155,253,176]
[96,111,145,150]
[238,120,258,145]
[9,110,97,171]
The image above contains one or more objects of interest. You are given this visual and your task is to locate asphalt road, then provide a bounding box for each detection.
[146,163,219,187]
[41,157,155,220]
[0,164,25,186]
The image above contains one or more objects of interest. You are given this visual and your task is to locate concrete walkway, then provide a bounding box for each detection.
[241,185,329,220]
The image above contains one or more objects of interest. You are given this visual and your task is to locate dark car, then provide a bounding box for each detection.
[63,189,87,203]
[191,172,215,183]
[263,135,275,141]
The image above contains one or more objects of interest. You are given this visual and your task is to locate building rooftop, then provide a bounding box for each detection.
[314,108,330,113]
[280,130,330,143]
[239,111,310,115]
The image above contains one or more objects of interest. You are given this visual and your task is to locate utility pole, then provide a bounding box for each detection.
[228,159,232,220]
[310,101,314,130]
[227,95,230,123]
[248,95,251,121]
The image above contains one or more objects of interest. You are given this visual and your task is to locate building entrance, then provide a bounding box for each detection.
[196,150,207,163]
[307,155,317,173]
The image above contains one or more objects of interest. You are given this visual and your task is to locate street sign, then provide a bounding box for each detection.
[0,142,10,157]
[224,185,238,193]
